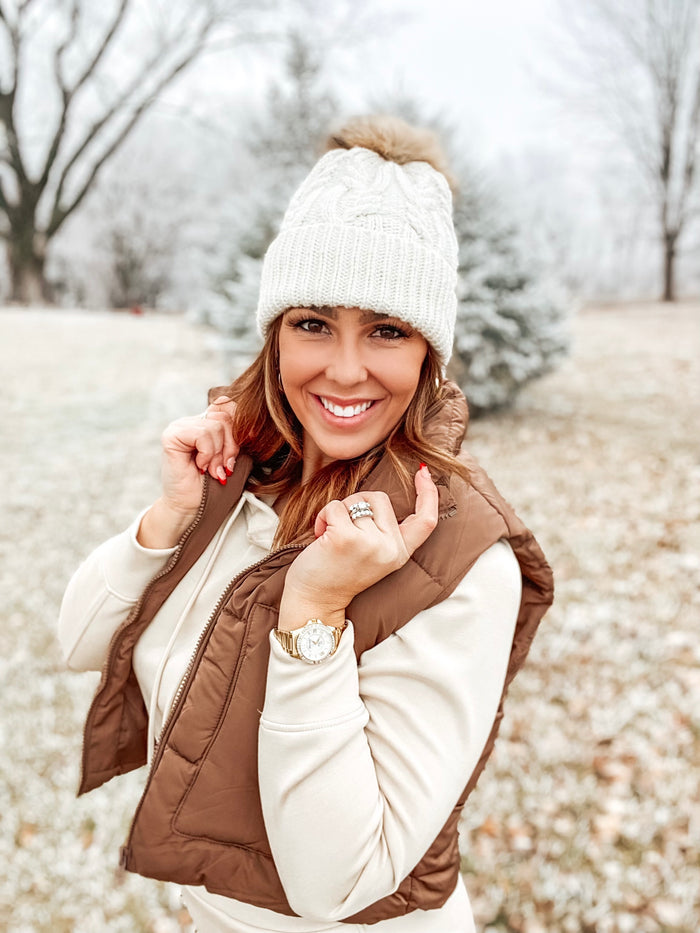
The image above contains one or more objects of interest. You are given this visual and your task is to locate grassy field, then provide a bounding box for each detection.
[0,303,697,932]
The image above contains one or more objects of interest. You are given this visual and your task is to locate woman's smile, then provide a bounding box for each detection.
[315,394,380,421]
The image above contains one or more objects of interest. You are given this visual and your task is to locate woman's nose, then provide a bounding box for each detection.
[325,339,368,386]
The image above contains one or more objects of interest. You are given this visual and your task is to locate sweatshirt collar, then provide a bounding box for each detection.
[241,490,279,550]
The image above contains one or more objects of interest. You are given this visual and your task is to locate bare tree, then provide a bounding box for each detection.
[552,0,700,301]
[0,0,265,304]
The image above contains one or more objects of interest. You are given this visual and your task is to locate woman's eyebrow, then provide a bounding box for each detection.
[360,310,390,323]
[308,305,337,318]
[309,306,392,323]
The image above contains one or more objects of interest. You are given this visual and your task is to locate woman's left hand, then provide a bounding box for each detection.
[279,466,438,629]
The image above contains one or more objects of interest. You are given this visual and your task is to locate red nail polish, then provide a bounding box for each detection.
[225,466,233,476]
[419,463,427,469]
[199,468,206,475]
[218,477,227,486]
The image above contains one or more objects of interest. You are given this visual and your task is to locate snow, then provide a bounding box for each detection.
[1,303,698,931]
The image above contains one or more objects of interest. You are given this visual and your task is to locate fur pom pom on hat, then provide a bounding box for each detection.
[256,115,458,364]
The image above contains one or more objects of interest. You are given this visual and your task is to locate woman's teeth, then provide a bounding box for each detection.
[320,397,373,418]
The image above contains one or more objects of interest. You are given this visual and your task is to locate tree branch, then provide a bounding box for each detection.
[678,64,700,228]
[47,13,217,237]
[0,174,8,213]
[53,0,81,96]
[48,3,215,216]
[0,88,28,190]
[18,0,42,14]
[39,0,130,193]
[0,171,16,238]
[72,0,129,98]
[0,1,19,96]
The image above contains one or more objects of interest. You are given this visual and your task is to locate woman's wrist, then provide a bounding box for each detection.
[136,497,197,550]
[278,585,347,633]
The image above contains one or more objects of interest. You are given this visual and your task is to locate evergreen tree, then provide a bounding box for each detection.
[449,174,569,415]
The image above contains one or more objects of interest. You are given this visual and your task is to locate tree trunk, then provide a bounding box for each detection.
[7,231,53,305]
[662,232,677,302]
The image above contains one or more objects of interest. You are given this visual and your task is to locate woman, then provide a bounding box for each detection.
[59,116,553,932]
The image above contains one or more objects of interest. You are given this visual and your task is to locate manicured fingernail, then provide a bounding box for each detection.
[226,457,236,472]
[224,467,233,476]
[218,476,227,486]
[199,468,206,475]
[419,463,426,469]
[216,466,227,482]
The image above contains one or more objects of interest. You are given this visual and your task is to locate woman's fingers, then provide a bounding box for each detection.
[313,498,351,538]
[342,491,395,533]
[199,413,238,478]
[294,469,438,608]
[162,416,229,484]
[397,466,439,555]
[199,396,240,480]
[342,474,438,552]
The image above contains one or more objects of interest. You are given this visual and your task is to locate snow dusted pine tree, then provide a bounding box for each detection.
[448,174,570,415]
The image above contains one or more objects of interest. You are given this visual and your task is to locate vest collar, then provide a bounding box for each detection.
[360,382,468,523]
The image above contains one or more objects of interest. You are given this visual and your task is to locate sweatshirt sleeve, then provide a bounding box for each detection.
[57,509,176,672]
[258,538,521,921]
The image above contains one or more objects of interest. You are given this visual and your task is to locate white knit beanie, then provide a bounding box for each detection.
[256,118,458,364]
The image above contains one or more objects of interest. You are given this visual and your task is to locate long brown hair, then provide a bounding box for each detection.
[222,317,468,547]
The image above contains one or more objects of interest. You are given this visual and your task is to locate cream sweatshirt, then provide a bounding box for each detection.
[58,490,521,933]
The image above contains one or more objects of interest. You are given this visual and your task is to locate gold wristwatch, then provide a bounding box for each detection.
[274,619,347,664]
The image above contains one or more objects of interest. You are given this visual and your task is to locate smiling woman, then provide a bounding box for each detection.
[58,114,554,932]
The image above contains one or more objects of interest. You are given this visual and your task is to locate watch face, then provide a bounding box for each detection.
[297,622,335,663]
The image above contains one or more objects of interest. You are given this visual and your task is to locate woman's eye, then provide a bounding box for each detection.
[295,318,328,334]
[373,325,408,340]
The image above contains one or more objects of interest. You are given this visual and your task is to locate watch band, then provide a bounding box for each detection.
[274,619,347,664]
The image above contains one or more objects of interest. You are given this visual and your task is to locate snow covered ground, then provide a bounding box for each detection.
[0,303,698,932]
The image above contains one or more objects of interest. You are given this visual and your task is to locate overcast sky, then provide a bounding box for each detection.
[358,0,562,159]
[184,0,567,163]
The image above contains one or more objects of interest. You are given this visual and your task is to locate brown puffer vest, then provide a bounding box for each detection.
[77,383,553,924]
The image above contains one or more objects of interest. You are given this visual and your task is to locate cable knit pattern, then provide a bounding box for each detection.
[257,147,458,363]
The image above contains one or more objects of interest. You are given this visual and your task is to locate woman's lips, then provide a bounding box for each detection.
[312,394,381,425]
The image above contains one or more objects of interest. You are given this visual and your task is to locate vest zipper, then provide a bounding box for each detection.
[120,536,306,867]
[78,475,212,795]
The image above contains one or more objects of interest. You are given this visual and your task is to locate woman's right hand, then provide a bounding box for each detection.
[137,396,239,548]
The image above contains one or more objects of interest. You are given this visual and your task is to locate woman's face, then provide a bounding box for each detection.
[278,306,428,476]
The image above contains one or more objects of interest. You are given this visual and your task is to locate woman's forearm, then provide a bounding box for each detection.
[136,497,197,550]
[277,583,347,632]
[58,510,176,671]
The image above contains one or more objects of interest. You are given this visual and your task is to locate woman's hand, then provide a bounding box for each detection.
[137,396,239,548]
[278,466,438,630]
[159,395,239,509]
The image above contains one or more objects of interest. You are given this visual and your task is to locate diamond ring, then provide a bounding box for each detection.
[348,500,374,522]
